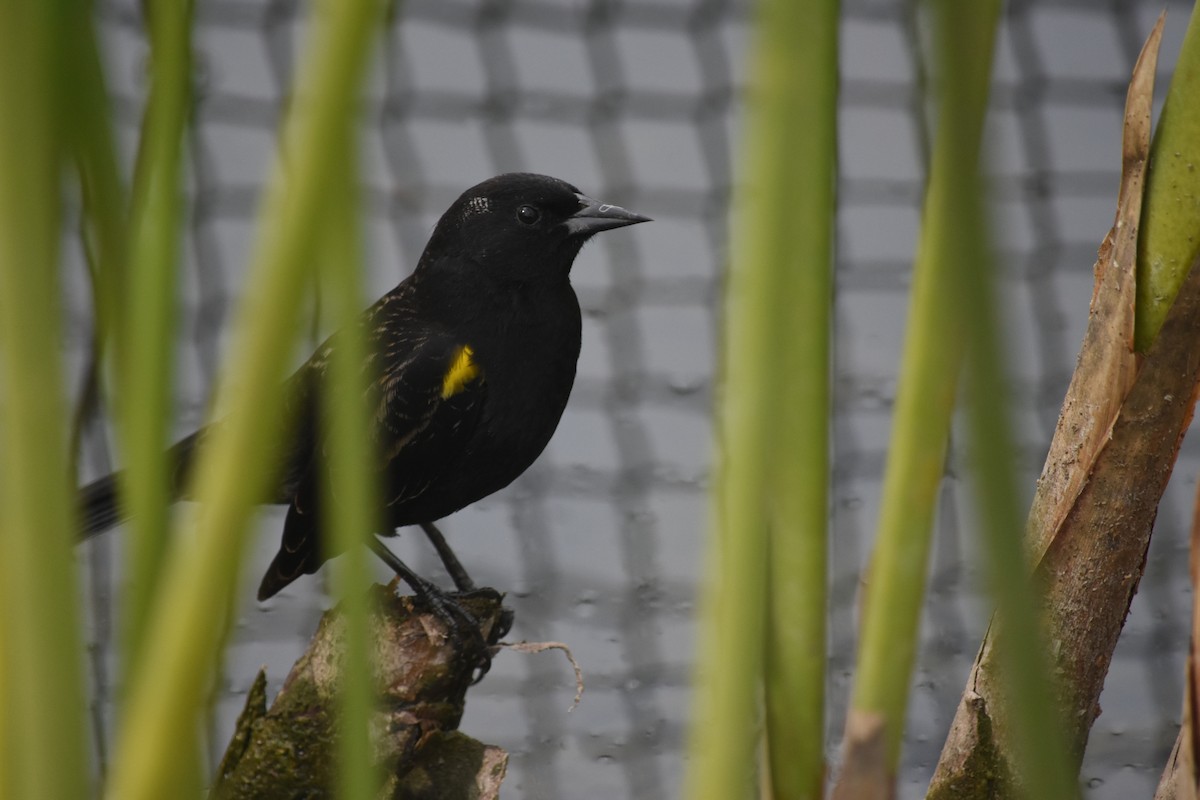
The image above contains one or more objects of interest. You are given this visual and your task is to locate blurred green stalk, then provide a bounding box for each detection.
[764,0,837,797]
[120,0,195,680]
[104,0,387,796]
[67,7,129,387]
[321,130,380,800]
[0,4,90,798]
[685,0,834,795]
[932,3,1076,797]
[848,1,999,769]
[1136,4,1200,350]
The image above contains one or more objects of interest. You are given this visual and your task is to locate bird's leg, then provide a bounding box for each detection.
[419,523,514,642]
[419,522,476,592]
[366,537,495,680]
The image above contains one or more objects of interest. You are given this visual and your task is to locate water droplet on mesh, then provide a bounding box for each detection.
[668,375,705,395]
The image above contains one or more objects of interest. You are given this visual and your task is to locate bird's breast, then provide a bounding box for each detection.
[464,287,582,478]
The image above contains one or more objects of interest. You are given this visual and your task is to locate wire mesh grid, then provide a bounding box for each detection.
[74,0,1197,797]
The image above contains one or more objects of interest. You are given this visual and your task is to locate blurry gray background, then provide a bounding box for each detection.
[75,0,1199,797]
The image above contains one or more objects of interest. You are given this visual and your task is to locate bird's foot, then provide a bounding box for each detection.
[366,538,508,682]
[454,586,514,641]
[410,580,511,683]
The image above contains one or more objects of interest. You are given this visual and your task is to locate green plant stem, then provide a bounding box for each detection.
[848,0,999,770]
[763,0,837,797]
[0,4,90,798]
[120,0,195,681]
[104,1,387,797]
[1136,4,1200,350]
[65,9,129,478]
[685,0,824,795]
[68,7,129,387]
[322,130,380,800]
[934,2,1076,797]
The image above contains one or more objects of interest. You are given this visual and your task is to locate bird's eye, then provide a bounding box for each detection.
[516,204,541,225]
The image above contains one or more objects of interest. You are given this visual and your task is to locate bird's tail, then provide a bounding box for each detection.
[77,430,203,541]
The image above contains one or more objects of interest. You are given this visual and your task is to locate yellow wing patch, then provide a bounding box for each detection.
[441,345,480,399]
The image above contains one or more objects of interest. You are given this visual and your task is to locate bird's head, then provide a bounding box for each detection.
[421,173,650,282]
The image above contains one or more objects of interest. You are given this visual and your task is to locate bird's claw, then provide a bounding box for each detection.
[412,582,511,683]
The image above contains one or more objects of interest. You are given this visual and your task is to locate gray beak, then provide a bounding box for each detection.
[563,193,652,236]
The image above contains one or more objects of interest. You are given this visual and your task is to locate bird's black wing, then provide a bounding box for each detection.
[256,306,487,600]
[77,344,323,540]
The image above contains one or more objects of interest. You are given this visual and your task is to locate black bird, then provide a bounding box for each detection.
[79,173,649,607]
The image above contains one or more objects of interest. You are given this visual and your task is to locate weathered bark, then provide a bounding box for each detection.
[1021,13,1159,570]
[926,20,1193,798]
[211,586,510,799]
[929,246,1200,798]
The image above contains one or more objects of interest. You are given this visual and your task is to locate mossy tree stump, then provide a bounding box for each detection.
[212,586,510,799]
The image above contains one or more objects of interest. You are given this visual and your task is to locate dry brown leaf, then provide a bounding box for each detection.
[1026,13,1163,567]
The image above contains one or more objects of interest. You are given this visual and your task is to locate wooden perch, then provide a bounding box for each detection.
[211,586,509,799]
